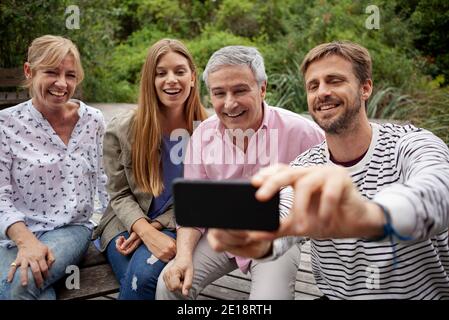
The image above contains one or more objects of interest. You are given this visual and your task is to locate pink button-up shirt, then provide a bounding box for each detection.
[184,103,324,272]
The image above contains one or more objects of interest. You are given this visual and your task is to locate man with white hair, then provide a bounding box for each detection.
[156,45,323,299]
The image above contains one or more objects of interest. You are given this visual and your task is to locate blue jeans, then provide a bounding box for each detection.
[0,225,91,300]
[106,229,176,300]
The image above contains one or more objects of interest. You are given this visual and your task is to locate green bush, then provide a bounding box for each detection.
[90,26,170,102]
[214,0,287,40]
[266,59,306,113]
[186,28,255,107]
[404,88,449,144]
[1,0,447,143]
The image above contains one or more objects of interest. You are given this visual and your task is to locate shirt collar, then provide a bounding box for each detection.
[27,99,86,120]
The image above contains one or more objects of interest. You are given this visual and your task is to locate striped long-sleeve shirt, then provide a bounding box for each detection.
[273,122,449,299]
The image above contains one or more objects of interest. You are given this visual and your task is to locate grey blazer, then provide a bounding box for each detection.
[92,111,176,252]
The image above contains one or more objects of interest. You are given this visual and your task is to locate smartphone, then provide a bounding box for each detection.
[173,178,279,231]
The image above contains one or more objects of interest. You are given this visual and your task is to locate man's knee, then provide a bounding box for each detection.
[155,268,170,299]
[249,245,301,300]
[155,265,195,300]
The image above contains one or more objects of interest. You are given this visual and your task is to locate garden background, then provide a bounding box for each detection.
[1,0,448,143]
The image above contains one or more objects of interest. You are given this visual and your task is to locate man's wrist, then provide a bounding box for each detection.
[369,201,414,242]
[363,201,386,239]
[257,241,273,259]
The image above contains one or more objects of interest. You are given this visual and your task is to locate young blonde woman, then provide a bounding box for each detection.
[0,35,108,300]
[92,39,208,300]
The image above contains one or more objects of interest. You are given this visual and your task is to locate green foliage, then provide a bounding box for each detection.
[0,0,119,102]
[1,0,448,143]
[266,59,307,113]
[366,87,413,119]
[92,26,170,102]
[0,0,68,67]
[136,0,187,35]
[215,0,259,38]
[214,0,287,40]
[65,1,120,102]
[395,0,449,86]
[186,28,255,106]
[401,88,449,143]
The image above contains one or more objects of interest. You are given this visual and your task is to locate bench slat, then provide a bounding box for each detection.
[295,281,323,297]
[57,241,322,300]
[0,67,24,87]
[296,271,316,285]
[200,284,249,300]
[80,243,107,267]
[57,264,119,300]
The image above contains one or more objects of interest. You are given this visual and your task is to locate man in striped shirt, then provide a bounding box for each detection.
[207,41,449,299]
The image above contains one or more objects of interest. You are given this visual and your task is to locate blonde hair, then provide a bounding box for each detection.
[132,39,208,196]
[24,35,84,97]
[300,41,372,84]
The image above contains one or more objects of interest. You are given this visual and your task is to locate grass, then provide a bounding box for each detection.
[367,86,413,120]
[406,88,449,144]
[267,60,307,113]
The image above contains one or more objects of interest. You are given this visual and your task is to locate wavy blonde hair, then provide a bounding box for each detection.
[24,35,84,97]
[132,39,208,196]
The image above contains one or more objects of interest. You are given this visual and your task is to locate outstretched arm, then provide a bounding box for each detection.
[208,164,385,258]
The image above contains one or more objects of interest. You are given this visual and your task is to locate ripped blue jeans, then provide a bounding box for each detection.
[106,229,176,300]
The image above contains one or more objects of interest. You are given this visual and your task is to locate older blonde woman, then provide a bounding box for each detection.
[92,39,207,300]
[0,35,108,300]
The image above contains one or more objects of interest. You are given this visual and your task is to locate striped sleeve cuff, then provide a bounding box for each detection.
[373,190,418,238]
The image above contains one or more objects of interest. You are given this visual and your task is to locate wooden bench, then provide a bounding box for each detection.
[56,243,119,300]
[0,67,30,108]
[197,241,323,300]
[0,67,82,109]
[56,105,323,300]
[56,240,322,300]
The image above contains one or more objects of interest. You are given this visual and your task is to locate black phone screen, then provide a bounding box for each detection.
[173,178,279,231]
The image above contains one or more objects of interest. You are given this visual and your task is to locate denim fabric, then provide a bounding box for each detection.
[106,229,176,300]
[0,225,91,300]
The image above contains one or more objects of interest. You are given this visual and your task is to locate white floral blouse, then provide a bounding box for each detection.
[0,100,109,248]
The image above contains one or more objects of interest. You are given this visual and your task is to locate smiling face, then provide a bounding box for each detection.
[25,54,77,111]
[208,65,266,131]
[304,55,372,135]
[154,51,194,112]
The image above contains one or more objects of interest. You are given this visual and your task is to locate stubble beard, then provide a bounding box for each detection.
[312,95,362,135]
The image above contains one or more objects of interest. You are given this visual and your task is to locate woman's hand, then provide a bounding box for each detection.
[115,232,142,256]
[141,230,177,263]
[132,218,176,262]
[115,221,163,256]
